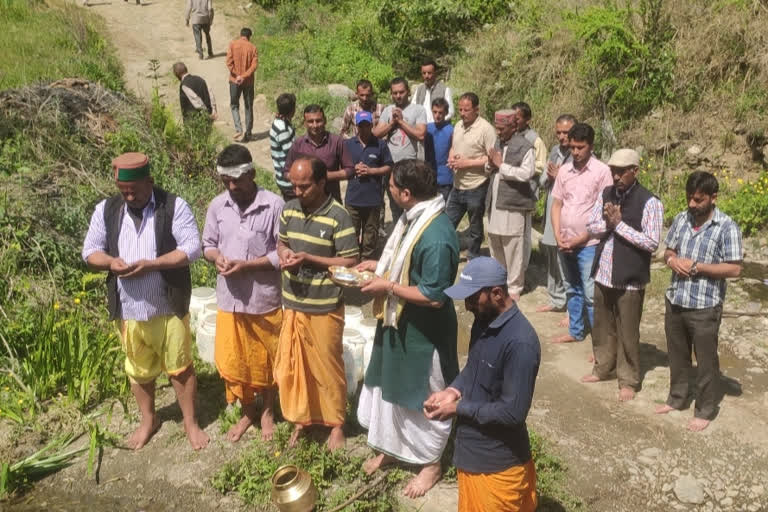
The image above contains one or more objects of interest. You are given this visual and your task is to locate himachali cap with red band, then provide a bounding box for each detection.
[112,152,150,181]
[494,109,516,125]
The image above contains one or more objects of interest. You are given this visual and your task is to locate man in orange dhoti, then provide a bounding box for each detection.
[275,156,359,451]
[203,144,285,441]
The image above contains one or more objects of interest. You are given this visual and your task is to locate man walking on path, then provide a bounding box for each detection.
[172,62,217,123]
[226,28,258,142]
[341,79,385,138]
[269,93,296,199]
[185,0,214,60]
[82,152,209,451]
[357,159,459,498]
[582,149,663,401]
[373,77,427,223]
[284,105,353,204]
[424,98,454,201]
[411,58,454,123]
[275,157,359,451]
[446,92,497,261]
[655,171,742,432]
[344,111,394,259]
[536,114,575,321]
[425,257,540,512]
[485,109,536,302]
[202,145,284,442]
[550,123,612,344]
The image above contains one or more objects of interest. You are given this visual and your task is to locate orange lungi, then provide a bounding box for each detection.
[214,308,282,405]
[458,459,537,512]
[274,305,346,427]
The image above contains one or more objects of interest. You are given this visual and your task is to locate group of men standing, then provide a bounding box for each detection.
[81,45,744,510]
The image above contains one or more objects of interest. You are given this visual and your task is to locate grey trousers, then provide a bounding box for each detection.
[592,283,645,389]
[664,299,723,420]
[540,243,566,309]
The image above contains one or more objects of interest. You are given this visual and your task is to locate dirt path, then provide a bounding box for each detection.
[88,0,274,171]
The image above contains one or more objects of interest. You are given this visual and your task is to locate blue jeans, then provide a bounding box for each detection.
[559,245,596,340]
[445,182,488,259]
[229,82,254,136]
[438,184,452,202]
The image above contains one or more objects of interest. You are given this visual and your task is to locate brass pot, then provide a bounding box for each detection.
[270,464,318,512]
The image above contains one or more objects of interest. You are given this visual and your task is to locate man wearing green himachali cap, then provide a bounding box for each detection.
[82,152,209,450]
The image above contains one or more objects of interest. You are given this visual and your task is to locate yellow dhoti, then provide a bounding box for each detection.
[457,460,537,512]
[275,305,346,427]
[214,308,282,405]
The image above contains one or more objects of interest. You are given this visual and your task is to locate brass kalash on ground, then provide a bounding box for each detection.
[271,465,318,512]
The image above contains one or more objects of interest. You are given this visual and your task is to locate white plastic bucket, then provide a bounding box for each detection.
[342,328,366,383]
[345,306,364,330]
[196,312,217,364]
[189,287,216,334]
[197,302,218,333]
[358,318,377,377]
[342,348,357,397]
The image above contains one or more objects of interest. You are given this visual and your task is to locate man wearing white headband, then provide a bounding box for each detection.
[202,144,285,441]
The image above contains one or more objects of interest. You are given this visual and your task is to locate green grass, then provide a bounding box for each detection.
[530,429,585,511]
[0,0,123,91]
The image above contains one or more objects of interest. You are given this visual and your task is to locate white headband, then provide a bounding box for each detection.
[216,162,253,178]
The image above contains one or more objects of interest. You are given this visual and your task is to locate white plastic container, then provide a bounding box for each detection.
[358,318,377,377]
[189,287,216,334]
[197,302,218,333]
[342,348,357,397]
[342,328,366,384]
[196,312,217,364]
[345,306,364,330]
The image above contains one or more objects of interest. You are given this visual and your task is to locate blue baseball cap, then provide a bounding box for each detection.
[355,110,373,125]
[444,257,508,300]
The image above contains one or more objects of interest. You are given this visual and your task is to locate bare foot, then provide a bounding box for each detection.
[326,426,345,452]
[260,407,275,442]
[363,453,396,475]
[558,316,570,328]
[619,387,635,401]
[536,304,557,313]
[403,462,441,498]
[551,334,581,344]
[581,374,601,383]
[687,417,710,432]
[184,422,210,450]
[125,417,161,450]
[587,353,595,363]
[227,415,254,442]
[288,424,304,447]
[655,404,676,415]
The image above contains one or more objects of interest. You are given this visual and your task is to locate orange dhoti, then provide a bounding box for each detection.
[214,308,282,405]
[274,305,346,427]
[458,459,537,512]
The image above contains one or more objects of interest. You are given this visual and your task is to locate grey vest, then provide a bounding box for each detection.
[103,187,192,321]
[486,134,536,213]
[414,80,447,106]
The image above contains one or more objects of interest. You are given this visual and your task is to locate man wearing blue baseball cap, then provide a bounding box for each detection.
[343,110,394,258]
[425,256,541,511]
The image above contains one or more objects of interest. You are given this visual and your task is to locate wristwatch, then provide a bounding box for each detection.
[689,261,698,277]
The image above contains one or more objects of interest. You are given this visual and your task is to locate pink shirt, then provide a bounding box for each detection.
[551,155,612,247]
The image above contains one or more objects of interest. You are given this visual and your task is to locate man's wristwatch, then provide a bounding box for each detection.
[689,261,698,276]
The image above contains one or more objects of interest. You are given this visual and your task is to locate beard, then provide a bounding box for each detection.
[689,202,714,218]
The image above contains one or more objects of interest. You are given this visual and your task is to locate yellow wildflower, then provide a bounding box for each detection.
[53,302,60,310]
[74,298,81,305]
[274,450,281,457]
[18,399,23,404]
[738,178,744,185]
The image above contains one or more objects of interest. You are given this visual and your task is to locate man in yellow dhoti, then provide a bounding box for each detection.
[275,156,359,450]
[203,144,285,441]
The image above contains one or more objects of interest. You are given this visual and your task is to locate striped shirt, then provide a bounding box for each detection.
[664,208,742,309]
[279,196,359,313]
[270,118,295,190]
[341,101,385,138]
[82,194,202,321]
[587,187,664,290]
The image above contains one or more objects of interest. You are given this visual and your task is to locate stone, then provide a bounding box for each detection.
[641,447,662,458]
[663,483,673,493]
[675,475,706,505]
[720,497,733,507]
[638,456,656,466]
[327,83,355,99]
[745,301,762,314]
[331,116,344,133]
[726,489,739,498]
[750,484,764,495]
[687,144,703,156]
